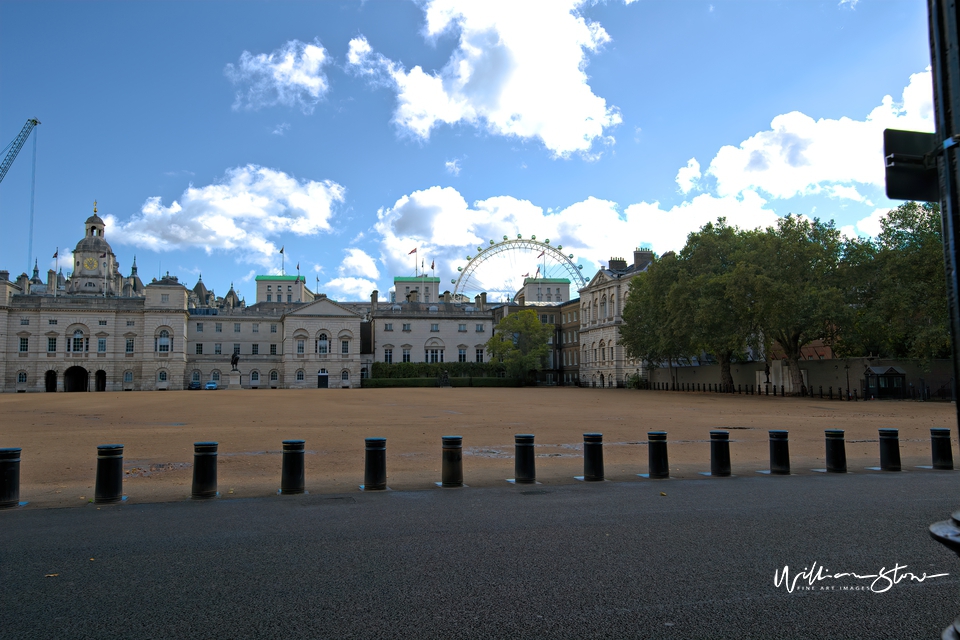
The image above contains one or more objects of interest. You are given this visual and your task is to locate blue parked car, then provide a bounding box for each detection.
[204,381,218,390]
[188,381,202,390]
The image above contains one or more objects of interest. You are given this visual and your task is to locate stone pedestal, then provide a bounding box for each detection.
[227,371,241,390]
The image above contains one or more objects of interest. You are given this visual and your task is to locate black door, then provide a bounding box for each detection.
[45,370,57,392]
[95,370,106,392]
[64,366,88,392]
[318,373,328,389]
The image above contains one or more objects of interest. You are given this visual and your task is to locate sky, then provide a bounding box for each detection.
[0,0,933,303]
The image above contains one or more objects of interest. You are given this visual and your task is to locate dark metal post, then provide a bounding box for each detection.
[363,437,387,490]
[514,434,536,484]
[441,436,463,487]
[95,444,124,504]
[648,431,669,479]
[280,439,305,495]
[710,430,731,477]
[192,442,219,499]
[878,428,902,472]
[583,433,604,481]
[825,429,847,473]
[932,428,955,470]
[0,448,22,509]
[769,430,790,475]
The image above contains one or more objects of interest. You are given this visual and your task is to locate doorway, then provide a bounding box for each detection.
[95,370,106,392]
[64,366,88,392]
[45,370,57,392]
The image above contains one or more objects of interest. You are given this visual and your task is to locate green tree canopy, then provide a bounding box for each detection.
[485,309,553,383]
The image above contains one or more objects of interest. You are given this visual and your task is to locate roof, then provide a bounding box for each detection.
[523,278,571,284]
[85,213,105,226]
[394,276,441,283]
[866,366,907,375]
[255,275,305,282]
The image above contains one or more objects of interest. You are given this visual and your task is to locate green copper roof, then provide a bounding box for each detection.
[523,278,570,284]
[394,276,440,283]
[255,275,304,282]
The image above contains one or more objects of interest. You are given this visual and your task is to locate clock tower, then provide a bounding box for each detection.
[67,202,121,295]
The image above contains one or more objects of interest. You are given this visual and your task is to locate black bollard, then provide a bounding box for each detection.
[95,444,124,504]
[441,436,463,487]
[514,434,536,484]
[766,384,770,396]
[583,433,604,481]
[829,386,833,400]
[710,430,731,477]
[363,437,387,490]
[853,389,858,401]
[878,429,901,472]
[738,384,742,394]
[192,442,219,499]
[648,431,669,479]
[825,429,847,473]
[769,430,790,475]
[0,448,22,509]
[931,428,954,470]
[773,385,777,397]
[819,386,823,399]
[280,440,305,495]
[781,385,785,396]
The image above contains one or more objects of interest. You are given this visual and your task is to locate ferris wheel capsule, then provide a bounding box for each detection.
[557,244,562,250]
[545,239,550,244]
[531,235,536,240]
[517,233,522,239]
[569,254,574,259]
[457,266,462,271]
[451,279,456,284]
[489,239,495,245]
[578,264,583,269]
[502,235,508,241]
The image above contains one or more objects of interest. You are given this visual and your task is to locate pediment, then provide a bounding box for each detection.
[285,298,361,318]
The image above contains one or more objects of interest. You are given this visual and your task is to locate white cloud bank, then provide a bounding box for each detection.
[226,39,331,113]
[104,165,345,269]
[346,0,622,156]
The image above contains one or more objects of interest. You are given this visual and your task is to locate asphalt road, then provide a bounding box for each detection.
[2,471,959,639]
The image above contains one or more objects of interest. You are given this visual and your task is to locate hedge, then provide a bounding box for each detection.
[361,377,519,389]
[371,361,505,379]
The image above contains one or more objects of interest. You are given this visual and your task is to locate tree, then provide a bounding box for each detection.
[486,309,552,384]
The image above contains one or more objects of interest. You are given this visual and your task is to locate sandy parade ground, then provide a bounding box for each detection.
[0,387,956,509]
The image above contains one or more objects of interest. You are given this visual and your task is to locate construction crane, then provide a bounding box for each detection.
[0,118,41,272]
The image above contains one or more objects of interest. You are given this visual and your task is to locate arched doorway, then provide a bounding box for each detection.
[64,366,88,392]
[45,370,57,392]
[317,369,328,389]
[600,373,605,387]
[95,370,106,392]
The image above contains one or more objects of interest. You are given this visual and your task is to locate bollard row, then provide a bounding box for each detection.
[1,428,956,507]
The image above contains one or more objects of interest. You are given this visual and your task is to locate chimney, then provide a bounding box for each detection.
[633,249,654,270]
[371,289,379,312]
[16,272,29,293]
[442,290,451,303]
[474,294,481,308]
[608,256,628,271]
[47,269,56,293]
[407,290,419,303]
[0,270,8,281]
[480,292,487,310]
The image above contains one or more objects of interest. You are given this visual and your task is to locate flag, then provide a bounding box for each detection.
[408,247,417,254]
[296,262,300,271]
[430,260,434,270]
[279,246,284,254]
[52,250,58,259]
[522,272,529,278]
[535,266,540,277]
[537,250,545,258]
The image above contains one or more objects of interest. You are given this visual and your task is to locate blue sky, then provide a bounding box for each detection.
[0,0,932,302]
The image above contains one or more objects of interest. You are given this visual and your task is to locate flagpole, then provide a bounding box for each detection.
[54,248,58,298]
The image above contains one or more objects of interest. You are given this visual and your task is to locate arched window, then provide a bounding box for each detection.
[251,370,260,382]
[317,333,328,354]
[296,370,305,381]
[212,370,221,381]
[192,370,201,382]
[600,297,607,319]
[610,294,615,317]
[270,370,279,381]
[70,329,85,353]
[155,329,171,353]
[124,371,134,383]
[158,370,168,382]
[17,371,27,384]
[341,370,349,381]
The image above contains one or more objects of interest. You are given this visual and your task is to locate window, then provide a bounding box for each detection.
[19,337,28,352]
[384,348,393,364]
[270,370,279,381]
[161,294,169,303]
[402,348,411,363]
[233,344,240,355]
[126,338,134,353]
[127,320,135,327]
[212,370,221,382]
[266,295,272,302]
[476,348,484,363]
[214,343,222,355]
[252,323,259,333]
[98,338,106,353]
[234,323,241,333]
[476,324,484,333]
[426,348,443,363]
[341,370,349,381]
[17,372,27,383]
[297,340,304,354]
[70,330,86,352]
[287,285,292,292]
[384,323,393,331]
[215,323,222,333]
[49,319,58,325]
[125,371,134,383]
[402,323,412,332]
[251,371,260,382]
[458,348,467,362]
[458,324,467,332]
[341,340,349,355]
[287,295,292,303]
[192,370,201,382]
[252,344,259,355]
[99,320,107,326]
[270,324,277,333]
[296,370,304,381]
[156,330,171,353]
[317,334,328,354]
[267,285,273,292]
[47,337,56,352]
[20,318,29,325]
[430,323,439,332]
[270,344,277,355]
[196,344,203,355]
[158,370,168,382]
[197,323,203,332]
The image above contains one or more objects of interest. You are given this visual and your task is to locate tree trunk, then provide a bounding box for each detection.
[718,352,734,392]
[778,332,805,395]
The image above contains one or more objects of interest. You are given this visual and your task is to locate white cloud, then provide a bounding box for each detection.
[225,39,331,113]
[675,158,701,194]
[826,184,870,204]
[445,159,462,175]
[322,276,378,300]
[272,123,291,136]
[340,248,380,279]
[346,0,623,156]
[839,0,859,7]
[854,207,890,237]
[706,69,933,200]
[103,165,345,269]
